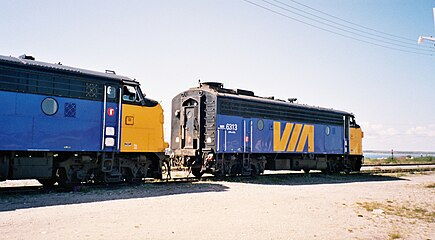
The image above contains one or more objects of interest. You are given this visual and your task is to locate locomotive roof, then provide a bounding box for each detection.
[0,54,138,85]
[196,82,353,117]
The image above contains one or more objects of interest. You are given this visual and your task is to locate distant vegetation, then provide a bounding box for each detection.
[357,200,435,223]
[364,156,434,165]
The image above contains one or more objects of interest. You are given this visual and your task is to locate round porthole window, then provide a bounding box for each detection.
[325,126,330,136]
[41,98,58,116]
[257,119,264,131]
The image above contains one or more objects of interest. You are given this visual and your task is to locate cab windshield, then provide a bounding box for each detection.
[122,85,144,103]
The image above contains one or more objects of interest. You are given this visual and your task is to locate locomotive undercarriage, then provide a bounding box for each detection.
[0,151,164,187]
[172,153,267,178]
[58,152,165,186]
[175,152,363,178]
[204,153,267,177]
[267,153,363,174]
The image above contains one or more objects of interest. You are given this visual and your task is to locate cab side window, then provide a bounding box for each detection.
[123,85,138,102]
[122,84,158,107]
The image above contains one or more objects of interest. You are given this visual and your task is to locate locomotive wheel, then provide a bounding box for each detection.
[250,164,258,177]
[321,167,335,174]
[322,161,340,174]
[229,164,241,176]
[122,168,135,183]
[191,168,204,178]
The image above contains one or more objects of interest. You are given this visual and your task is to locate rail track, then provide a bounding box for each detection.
[0,164,433,195]
[360,163,435,173]
[362,163,435,167]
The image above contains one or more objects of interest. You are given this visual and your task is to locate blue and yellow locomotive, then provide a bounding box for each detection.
[0,55,167,186]
[171,82,363,177]
[0,55,364,185]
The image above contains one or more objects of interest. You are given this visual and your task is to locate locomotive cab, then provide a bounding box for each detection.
[119,82,167,153]
[349,116,364,170]
[0,55,167,186]
[349,117,363,155]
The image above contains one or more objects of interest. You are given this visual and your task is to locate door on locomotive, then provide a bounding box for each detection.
[100,85,121,173]
[182,104,198,149]
[242,119,253,153]
[180,98,201,162]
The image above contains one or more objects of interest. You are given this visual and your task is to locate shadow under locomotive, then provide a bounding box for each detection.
[214,171,408,186]
[0,181,229,212]
[0,172,407,212]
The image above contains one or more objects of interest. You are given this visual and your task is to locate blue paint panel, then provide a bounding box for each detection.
[251,118,273,153]
[0,91,118,152]
[216,114,344,154]
[0,115,33,149]
[314,124,344,154]
[2,91,16,115]
[32,117,101,151]
[216,115,245,153]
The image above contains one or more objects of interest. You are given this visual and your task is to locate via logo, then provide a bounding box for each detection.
[273,122,314,152]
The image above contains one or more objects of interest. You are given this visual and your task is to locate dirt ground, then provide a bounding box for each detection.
[0,171,434,240]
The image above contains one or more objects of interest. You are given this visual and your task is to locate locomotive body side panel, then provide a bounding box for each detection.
[215,115,344,155]
[120,103,166,153]
[0,91,33,150]
[0,91,106,152]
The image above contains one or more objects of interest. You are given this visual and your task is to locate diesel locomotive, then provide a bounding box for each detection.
[0,55,364,186]
[0,55,167,186]
[171,82,364,177]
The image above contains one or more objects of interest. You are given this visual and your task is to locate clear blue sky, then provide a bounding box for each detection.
[1,0,434,151]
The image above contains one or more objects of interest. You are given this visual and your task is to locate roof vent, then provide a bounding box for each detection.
[19,54,35,60]
[202,82,223,89]
[105,70,116,75]
[236,89,255,96]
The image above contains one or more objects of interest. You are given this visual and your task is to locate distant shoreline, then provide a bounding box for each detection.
[364,152,434,160]
[364,150,435,158]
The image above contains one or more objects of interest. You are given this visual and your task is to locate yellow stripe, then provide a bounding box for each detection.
[273,122,293,151]
[297,125,314,152]
[287,124,302,152]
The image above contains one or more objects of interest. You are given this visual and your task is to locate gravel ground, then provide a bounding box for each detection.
[0,171,434,240]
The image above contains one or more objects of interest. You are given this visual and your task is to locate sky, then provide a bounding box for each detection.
[0,0,434,151]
